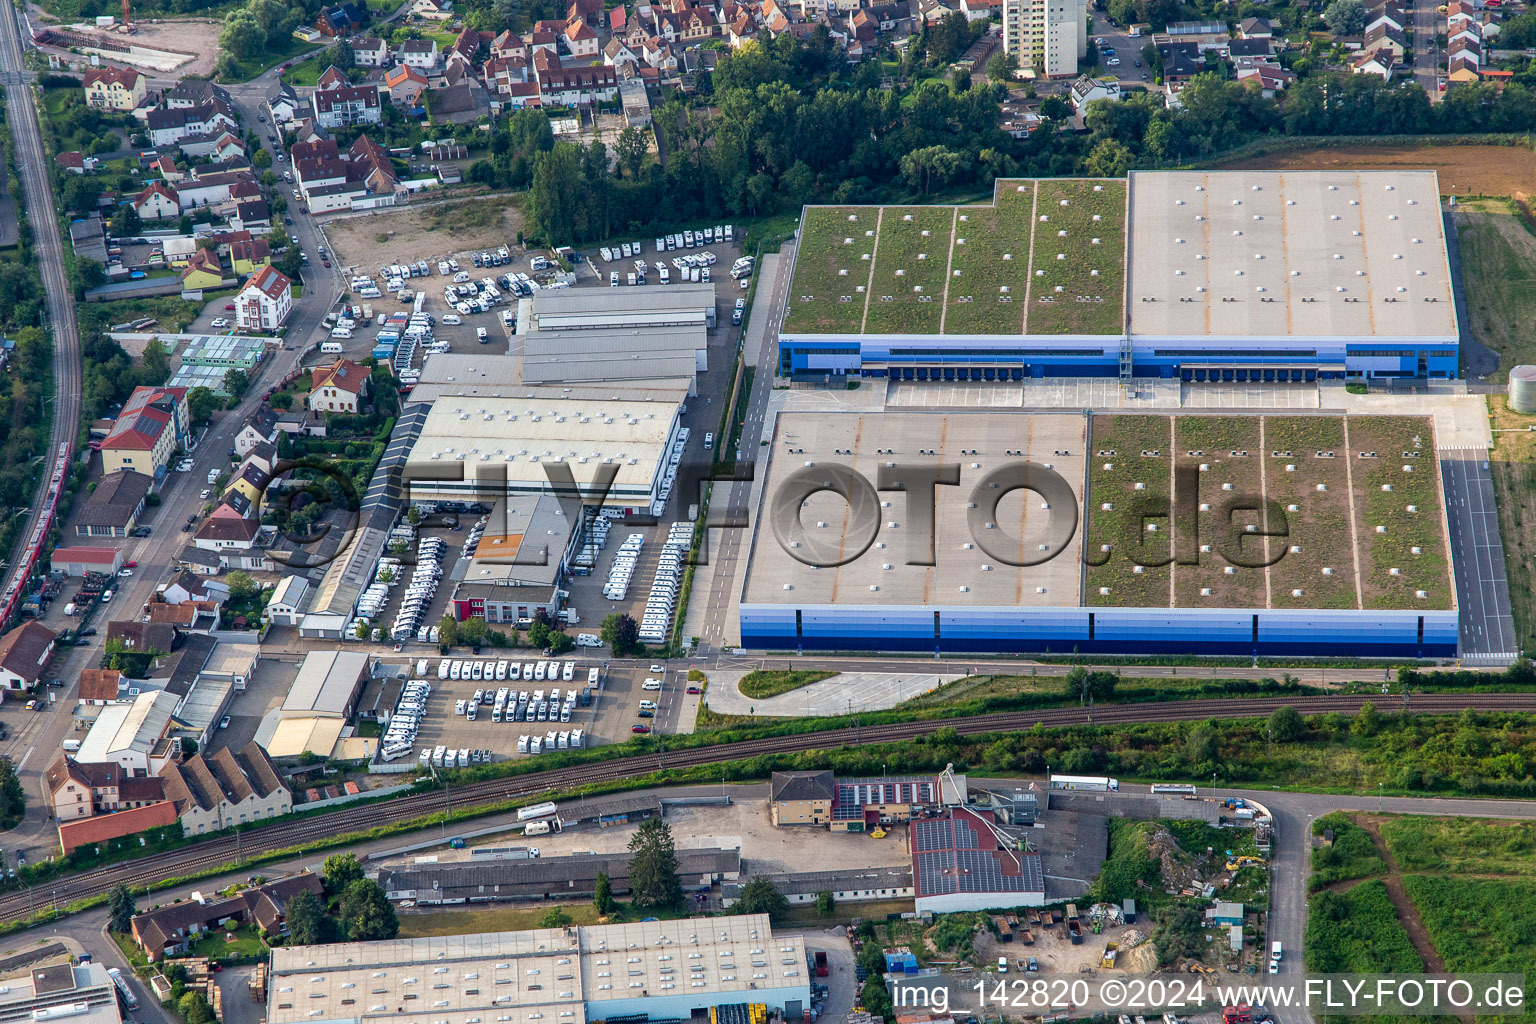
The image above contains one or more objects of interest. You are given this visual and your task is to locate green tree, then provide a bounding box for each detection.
[178,992,215,1024]
[1355,701,1380,736]
[354,620,370,641]
[0,759,24,829]
[1084,137,1132,177]
[323,853,365,894]
[108,884,136,932]
[985,49,1014,83]
[224,368,251,397]
[458,617,489,646]
[109,203,141,239]
[437,614,459,649]
[253,147,273,169]
[284,889,325,945]
[815,890,835,917]
[593,872,615,917]
[225,570,258,601]
[627,818,682,909]
[187,386,219,425]
[614,126,647,179]
[141,338,171,384]
[898,144,961,194]
[339,879,399,941]
[1064,666,1117,703]
[860,976,893,1021]
[1322,0,1365,34]
[734,877,790,920]
[600,613,639,656]
[547,631,575,655]
[527,143,585,246]
[179,214,195,234]
[1268,705,1304,743]
[219,11,266,61]
[541,907,573,928]
[527,620,551,649]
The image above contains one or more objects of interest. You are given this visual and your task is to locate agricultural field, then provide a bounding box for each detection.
[863,206,956,335]
[1170,416,1266,609]
[781,206,875,334]
[1084,416,1174,607]
[1213,143,1536,200]
[1453,203,1536,380]
[1262,418,1358,611]
[1345,417,1453,610]
[941,187,1035,335]
[1025,178,1128,337]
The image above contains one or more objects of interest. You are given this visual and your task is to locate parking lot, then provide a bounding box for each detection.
[371,655,700,758]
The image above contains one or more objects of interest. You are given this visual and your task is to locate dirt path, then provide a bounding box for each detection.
[1357,817,1472,1024]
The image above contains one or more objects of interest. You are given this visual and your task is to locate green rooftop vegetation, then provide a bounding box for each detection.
[781,178,1127,338]
[1083,415,1451,611]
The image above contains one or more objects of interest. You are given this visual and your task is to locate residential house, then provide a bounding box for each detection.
[568,0,605,27]
[316,1,368,36]
[194,502,261,553]
[1237,15,1273,37]
[1234,57,1293,95]
[176,169,255,210]
[498,80,543,108]
[564,18,602,56]
[312,78,382,129]
[78,669,128,707]
[1069,74,1121,113]
[101,386,189,477]
[159,569,230,607]
[1350,47,1397,78]
[1362,22,1407,57]
[483,57,531,97]
[266,80,303,124]
[1363,1,1405,34]
[235,266,293,332]
[493,29,530,58]
[130,873,323,959]
[399,38,441,69]
[768,771,835,826]
[428,81,492,124]
[1448,33,1481,69]
[55,151,98,175]
[46,756,168,824]
[159,742,292,835]
[146,101,238,148]
[384,63,431,103]
[230,237,272,276]
[413,0,455,18]
[308,359,370,414]
[232,199,271,234]
[351,36,389,66]
[533,48,619,103]
[83,66,146,111]
[960,0,1001,20]
[0,622,55,691]
[609,4,628,33]
[105,621,180,655]
[234,408,279,456]
[1227,36,1271,58]
[74,470,153,539]
[1156,41,1203,82]
[179,248,224,291]
[604,37,641,66]
[150,155,182,182]
[166,79,231,109]
[70,214,108,263]
[146,601,220,631]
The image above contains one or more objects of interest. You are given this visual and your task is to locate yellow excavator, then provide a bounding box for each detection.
[870,827,888,839]
[1226,855,1267,872]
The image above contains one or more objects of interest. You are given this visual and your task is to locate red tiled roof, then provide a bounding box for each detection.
[79,669,123,702]
[58,801,178,855]
[104,387,186,452]
[50,546,122,565]
[242,265,292,302]
[84,66,142,90]
[311,359,369,395]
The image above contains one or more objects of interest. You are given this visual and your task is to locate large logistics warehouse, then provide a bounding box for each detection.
[777,170,1458,382]
[266,916,811,1024]
[738,410,1458,657]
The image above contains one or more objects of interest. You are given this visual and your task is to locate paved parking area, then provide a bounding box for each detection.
[1441,449,1518,662]
[1181,382,1320,408]
[705,670,966,717]
[886,381,1023,407]
[1021,377,1181,408]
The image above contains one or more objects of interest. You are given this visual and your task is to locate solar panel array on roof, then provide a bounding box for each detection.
[911,811,1044,898]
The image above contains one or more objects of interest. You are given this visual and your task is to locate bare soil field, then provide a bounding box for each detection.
[1215,144,1536,199]
[324,193,525,270]
[29,4,223,76]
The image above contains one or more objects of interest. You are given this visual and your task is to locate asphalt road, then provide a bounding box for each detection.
[1440,449,1517,660]
[0,0,83,649]
[698,245,794,650]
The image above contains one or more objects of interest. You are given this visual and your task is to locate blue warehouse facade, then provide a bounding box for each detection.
[739,604,1459,658]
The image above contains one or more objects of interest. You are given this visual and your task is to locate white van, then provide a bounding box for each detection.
[321,341,344,354]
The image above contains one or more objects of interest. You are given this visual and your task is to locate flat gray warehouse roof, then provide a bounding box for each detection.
[743,412,1087,607]
[1127,170,1456,340]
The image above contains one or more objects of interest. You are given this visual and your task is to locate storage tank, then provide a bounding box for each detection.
[1511,365,1536,414]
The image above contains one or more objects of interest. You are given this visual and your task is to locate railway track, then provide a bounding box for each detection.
[3,691,1531,925]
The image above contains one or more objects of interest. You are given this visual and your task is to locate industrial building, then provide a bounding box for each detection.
[723,867,915,908]
[377,846,741,904]
[255,650,372,758]
[768,770,969,830]
[266,915,811,1024]
[777,171,1458,382]
[0,963,123,1024]
[402,387,686,512]
[405,355,693,405]
[447,494,580,623]
[520,325,706,392]
[529,283,717,332]
[911,808,1045,914]
[739,410,1457,656]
